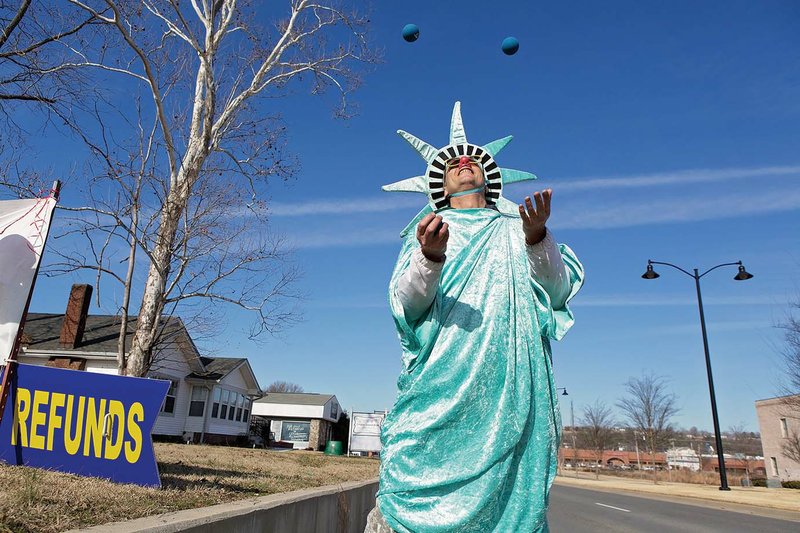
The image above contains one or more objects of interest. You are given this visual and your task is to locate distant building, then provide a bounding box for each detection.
[699,455,765,477]
[755,394,800,484]
[251,392,341,450]
[558,447,765,475]
[560,448,666,469]
[666,447,700,471]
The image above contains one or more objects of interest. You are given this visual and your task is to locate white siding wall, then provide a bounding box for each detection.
[14,355,47,367]
[322,398,341,422]
[206,414,249,436]
[149,347,194,437]
[223,366,249,390]
[85,361,119,375]
[17,354,118,375]
[252,403,323,419]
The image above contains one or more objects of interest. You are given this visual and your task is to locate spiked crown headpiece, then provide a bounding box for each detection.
[382,102,538,219]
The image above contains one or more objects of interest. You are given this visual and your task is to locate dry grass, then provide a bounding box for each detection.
[0,443,379,533]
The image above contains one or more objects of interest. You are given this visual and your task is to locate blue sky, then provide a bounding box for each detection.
[24,1,800,432]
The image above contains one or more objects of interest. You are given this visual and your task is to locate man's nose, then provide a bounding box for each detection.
[458,156,472,169]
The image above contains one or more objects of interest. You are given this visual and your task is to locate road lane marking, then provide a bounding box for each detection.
[595,502,631,513]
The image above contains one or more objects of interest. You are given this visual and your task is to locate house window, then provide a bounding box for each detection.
[160,380,178,414]
[211,388,221,418]
[228,392,236,420]
[770,457,779,476]
[331,402,338,419]
[780,418,788,438]
[210,389,248,421]
[189,386,207,417]
[219,390,229,419]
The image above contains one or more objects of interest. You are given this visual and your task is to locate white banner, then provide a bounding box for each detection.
[0,197,57,363]
[350,412,385,453]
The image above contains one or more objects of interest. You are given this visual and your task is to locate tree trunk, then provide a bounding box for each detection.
[651,445,658,484]
[127,153,203,376]
[126,208,178,376]
[595,449,600,479]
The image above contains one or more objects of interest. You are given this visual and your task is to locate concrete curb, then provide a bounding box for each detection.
[70,478,379,533]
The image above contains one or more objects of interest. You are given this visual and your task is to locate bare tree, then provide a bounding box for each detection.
[783,433,800,463]
[265,380,303,393]
[0,1,101,195]
[0,1,95,105]
[617,373,679,483]
[778,299,800,462]
[580,400,616,479]
[4,1,376,376]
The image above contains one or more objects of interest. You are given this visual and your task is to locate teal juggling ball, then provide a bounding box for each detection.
[501,37,519,55]
[402,24,420,42]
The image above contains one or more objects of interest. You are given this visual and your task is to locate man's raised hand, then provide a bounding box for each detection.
[519,189,552,246]
[417,213,448,263]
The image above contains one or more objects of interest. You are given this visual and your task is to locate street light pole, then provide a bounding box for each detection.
[556,387,568,475]
[693,268,729,491]
[642,259,753,491]
[571,399,578,478]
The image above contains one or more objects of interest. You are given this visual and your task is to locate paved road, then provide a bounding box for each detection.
[548,484,800,532]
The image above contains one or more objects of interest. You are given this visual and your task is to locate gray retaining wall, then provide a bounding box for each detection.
[72,478,379,533]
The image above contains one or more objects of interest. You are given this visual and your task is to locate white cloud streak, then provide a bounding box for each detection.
[268,164,800,217]
[285,184,800,248]
[275,165,800,248]
[554,185,800,230]
[551,165,800,192]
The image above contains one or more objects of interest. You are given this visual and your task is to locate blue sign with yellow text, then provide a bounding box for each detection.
[0,363,169,487]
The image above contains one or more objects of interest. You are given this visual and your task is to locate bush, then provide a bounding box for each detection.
[750,478,767,487]
[781,480,800,489]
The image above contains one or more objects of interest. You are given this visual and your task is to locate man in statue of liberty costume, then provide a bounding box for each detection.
[365,103,584,533]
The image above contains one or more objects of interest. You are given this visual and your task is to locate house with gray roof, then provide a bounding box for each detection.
[8,284,262,444]
[251,392,341,450]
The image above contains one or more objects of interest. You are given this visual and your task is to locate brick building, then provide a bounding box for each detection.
[559,448,666,469]
[755,394,800,484]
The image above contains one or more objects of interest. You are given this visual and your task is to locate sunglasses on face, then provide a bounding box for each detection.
[445,156,483,170]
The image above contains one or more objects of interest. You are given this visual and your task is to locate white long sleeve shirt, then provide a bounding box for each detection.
[395,229,571,322]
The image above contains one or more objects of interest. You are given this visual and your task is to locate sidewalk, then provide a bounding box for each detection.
[554,472,800,513]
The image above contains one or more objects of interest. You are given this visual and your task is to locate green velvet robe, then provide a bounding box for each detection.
[378,208,583,532]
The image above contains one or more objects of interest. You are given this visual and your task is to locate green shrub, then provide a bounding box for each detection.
[750,478,766,487]
[781,480,800,489]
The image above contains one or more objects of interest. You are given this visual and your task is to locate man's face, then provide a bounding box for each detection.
[444,156,485,195]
